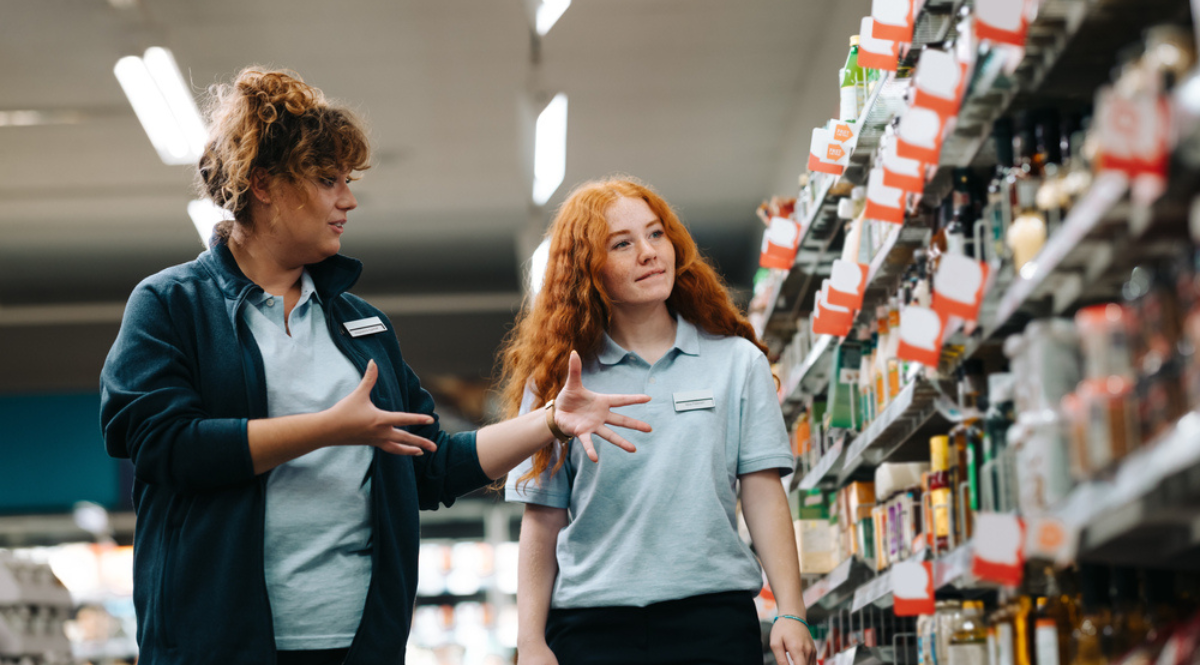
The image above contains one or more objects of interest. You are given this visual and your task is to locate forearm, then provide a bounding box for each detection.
[741,471,806,617]
[517,506,566,648]
[247,411,338,475]
[475,409,556,479]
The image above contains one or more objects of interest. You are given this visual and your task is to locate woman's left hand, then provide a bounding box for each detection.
[553,350,652,462]
[770,616,816,665]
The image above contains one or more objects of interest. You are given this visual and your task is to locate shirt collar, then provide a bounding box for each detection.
[247,270,321,307]
[597,314,701,366]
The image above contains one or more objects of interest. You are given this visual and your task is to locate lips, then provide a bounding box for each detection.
[329,220,346,234]
[636,269,665,282]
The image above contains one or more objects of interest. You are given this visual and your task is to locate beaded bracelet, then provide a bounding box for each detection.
[773,614,811,630]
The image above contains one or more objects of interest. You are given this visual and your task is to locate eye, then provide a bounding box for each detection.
[319,177,336,187]
[650,229,665,239]
[611,240,630,250]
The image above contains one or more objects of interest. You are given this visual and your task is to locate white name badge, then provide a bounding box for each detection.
[344,316,387,337]
[673,389,716,412]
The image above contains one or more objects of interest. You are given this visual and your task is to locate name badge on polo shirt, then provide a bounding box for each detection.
[673,389,715,412]
[344,316,387,337]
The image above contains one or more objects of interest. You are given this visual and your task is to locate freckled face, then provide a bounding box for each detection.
[599,196,675,308]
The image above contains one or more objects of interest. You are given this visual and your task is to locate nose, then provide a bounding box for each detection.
[636,237,657,263]
[339,183,358,212]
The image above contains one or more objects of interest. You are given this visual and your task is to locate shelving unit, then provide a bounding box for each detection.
[766,0,1200,647]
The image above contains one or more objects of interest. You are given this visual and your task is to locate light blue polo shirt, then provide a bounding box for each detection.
[505,315,793,608]
[241,271,373,650]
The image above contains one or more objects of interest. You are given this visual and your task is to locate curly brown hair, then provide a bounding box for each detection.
[498,177,767,489]
[196,68,371,244]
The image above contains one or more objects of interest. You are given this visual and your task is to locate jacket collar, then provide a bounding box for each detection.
[199,240,363,310]
[597,313,701,366]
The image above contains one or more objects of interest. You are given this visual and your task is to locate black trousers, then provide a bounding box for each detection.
[545,590,762,665]
[276,648,350,665]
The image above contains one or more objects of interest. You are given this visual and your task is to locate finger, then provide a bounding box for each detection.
[772,643,789,665]
[595,426,637,453]
[376,442,427,456]
[564,350,583,390]
[384,411,436,428]
[605,412,652,433]
[356,359,378,393]
[389,429,439,452]
[605,393,652,408]
[578,432,599,463]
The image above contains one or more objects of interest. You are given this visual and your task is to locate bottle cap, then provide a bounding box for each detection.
[851,35,861,47]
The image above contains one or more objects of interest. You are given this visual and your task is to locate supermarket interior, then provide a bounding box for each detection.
[5,0,1200,663]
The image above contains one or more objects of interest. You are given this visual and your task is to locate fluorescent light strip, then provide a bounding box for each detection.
[114,47,206,165]
[187,199,233,246]
[536,0,571,36]
[528,238,551,298]
[532,93,568,206]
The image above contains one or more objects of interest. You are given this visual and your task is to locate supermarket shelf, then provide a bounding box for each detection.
[1052,410,1200,569]
[850,569,893,612]
[831,645,913,665]
[986,171,1131,337]
[838,378,949,483]
[793,437,846,492]
[803,558,875,619]
[760,72,904,339]
[780,335,836,419]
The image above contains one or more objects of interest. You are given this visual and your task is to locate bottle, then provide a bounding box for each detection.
[937,600,965,665]
[991,597,1017,665]
[876,305,891,411]
[1109,567,1148,656]
[1006,182,1047,275]
[840,36,865,122]
[949,361,985,541]
[950,601,989,665]
[981,373,1015,513]
[1071,565,1112,665]
[1035,569,1073,665]
[929,435,953,555]
[1012,595,1035,665]
[886,296,903,398]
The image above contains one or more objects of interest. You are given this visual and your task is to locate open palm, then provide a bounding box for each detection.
[553,350,652,462]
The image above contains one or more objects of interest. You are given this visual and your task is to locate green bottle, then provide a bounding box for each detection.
[840,36,865,122]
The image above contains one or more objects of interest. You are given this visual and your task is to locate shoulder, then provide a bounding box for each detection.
[126,258,215,313]
[695,328,766,363]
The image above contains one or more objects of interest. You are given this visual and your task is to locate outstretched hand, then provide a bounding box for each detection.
[327,360,439,456]
[553,350,652,462]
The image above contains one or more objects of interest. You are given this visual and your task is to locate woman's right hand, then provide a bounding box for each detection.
[326,360,439,455]
[517,641,559,665]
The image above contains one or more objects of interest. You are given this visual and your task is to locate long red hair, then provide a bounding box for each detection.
[497,176,767,487]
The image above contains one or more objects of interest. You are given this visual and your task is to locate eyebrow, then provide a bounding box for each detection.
[606,218,663,241]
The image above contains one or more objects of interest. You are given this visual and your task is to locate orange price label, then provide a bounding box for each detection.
[827,144,846,161]
[834,124,854,142]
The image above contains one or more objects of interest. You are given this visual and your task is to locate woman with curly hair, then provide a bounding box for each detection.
[99,69,649,665]
[502,177,816,665]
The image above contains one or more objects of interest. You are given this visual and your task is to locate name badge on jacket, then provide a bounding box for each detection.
[344,316,387,337]
[673,389,715,412]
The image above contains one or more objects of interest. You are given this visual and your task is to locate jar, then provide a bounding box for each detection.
[1075,304,1135,381]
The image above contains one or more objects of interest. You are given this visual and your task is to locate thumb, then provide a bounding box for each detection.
[565,350,582,388]
[357,359,378,393]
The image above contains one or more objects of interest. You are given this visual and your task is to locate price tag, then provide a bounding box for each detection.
[896,106,947,164]
[808,123,856,176]
[1095,87,1170,178]
[893,560,935,616]
[813,283,855,337]
[872,0,914,43]
[827,259,870,310]
[1024,515,1075,566]
[759,217,802,269]
[911,49,968,119]
[975,0,1032,47]
[896,305,947,368]
[972,512,1025,587]
[859,17,901,71]
[865,167,906,224]
[932,254,989,322]
[882,140,926,193]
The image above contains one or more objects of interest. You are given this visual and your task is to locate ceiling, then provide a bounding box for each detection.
[0,0,870,395]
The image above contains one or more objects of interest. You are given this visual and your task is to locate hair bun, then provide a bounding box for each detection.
[236,70,322,126]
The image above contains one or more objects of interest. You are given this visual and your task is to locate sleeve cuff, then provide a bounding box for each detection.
[504,484,570,509]
[737,454,796,477]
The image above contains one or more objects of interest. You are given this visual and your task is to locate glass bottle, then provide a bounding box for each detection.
[1012,595,1035,665]
[1035,569,1073,665]
[950,601,990,665]
[841,36,865,122]
[981,373,1015,513]
[929,435,953,555]
[1071,565,1112,665]
[1110,566,1149,656]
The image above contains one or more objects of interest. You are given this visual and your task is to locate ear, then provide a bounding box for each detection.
[248,168,273,205]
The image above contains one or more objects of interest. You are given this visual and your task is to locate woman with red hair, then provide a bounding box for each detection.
[502,177,815,665]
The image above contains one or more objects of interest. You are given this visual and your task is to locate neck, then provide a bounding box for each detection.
[227,227,304,296]
[608,302,676,363]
